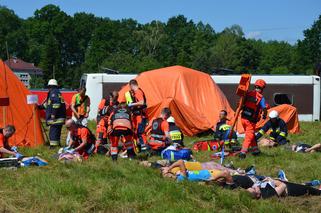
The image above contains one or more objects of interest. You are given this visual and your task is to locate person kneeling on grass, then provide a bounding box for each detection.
[64,119,96,159]
[255,110,288,147]
[0,125,23,159]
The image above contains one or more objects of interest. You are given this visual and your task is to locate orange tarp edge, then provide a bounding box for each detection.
[0,60,44,146]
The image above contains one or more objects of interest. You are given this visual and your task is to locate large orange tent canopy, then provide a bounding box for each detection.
[119,65,235,136]
[0,60,44,146]
[119,65,300,136]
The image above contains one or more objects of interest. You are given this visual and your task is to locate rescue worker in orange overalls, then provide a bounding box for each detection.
[95,92,119,154]
[65,119,96,160]
[148,107,172,153]
[96,91,119,123]
[125,79,148,152]
[108,102,136,161]
[239,79,268,159]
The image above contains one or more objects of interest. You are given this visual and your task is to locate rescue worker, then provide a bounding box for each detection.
[125,79,148,152]
[96,91,119,123]
[256,110,288,147]
[148,108,172,152]
[71,87,90,126]
[108,102,136,161]
[239,79,268,159]
[214,110,237,146]
[65,119,95,159]
[0,125,23,159]
[95,115,109,154]
[167,116,184,146]
[39,79,66,147]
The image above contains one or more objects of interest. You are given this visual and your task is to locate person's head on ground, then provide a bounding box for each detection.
[269,110,279,123]
[254,79,266,93]
[65,119,77,131]
[3,125,15,138]
[161,108,171,120]
[219,110,228,121]
[129,79,139,91]
[247,186,261,199]
[47,79,58,90]
[78,87,86,97]
[167,116,175,124]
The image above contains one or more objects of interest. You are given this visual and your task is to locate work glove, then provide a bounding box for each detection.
[11,146,18,152]
[15,153,24,160]
[66,149,75,154]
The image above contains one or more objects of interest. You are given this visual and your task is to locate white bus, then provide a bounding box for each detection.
[80,73,320,121]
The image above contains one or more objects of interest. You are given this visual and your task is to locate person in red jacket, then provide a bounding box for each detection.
[148,108,172,152]
[108,102,136,161]
[239,79,268,159]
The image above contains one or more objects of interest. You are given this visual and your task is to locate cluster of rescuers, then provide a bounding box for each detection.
[1,78,321,199]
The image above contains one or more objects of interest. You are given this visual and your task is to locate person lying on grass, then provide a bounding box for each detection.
[247,177,321,199]
[141,159,244,175]
[0,125,23,159]
[290,143,321,153]
[160,159,243,184]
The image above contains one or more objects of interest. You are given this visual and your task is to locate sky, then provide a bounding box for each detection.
[1,0,320,44]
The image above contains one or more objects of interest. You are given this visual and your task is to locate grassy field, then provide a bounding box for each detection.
[0,122,321,212]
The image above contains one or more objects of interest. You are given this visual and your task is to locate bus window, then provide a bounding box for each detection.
[273,93,293,105]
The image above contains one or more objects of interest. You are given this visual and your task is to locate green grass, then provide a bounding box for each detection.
[0,122,321,212]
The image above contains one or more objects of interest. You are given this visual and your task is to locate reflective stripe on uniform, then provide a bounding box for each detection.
[269,136,275,141]
[125,91,133,104]
[149,140,164,144]
[52,103,61,109]
[279,132,286,137]
[219,124,231,131]
[150,134,164,139]
[170,151,175,161]
[47,118,65,125]
[258,129,265,135]
[169,131,182,140]
[50,140,59,146]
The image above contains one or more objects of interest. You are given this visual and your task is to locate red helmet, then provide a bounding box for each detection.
[255,79,266,89]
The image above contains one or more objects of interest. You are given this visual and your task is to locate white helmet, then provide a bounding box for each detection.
[269,110,279,119]
[167,116,175,123]
[48,79,58,86]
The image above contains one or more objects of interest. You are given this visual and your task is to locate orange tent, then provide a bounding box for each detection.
[118,65,235,136]
[0,60,44,146]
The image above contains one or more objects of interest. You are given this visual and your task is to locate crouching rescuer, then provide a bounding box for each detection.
[148,108,172,153]
[65,119,96,159]
[108,102,136,161]
[239,79,268,159]
[256,110,288,147]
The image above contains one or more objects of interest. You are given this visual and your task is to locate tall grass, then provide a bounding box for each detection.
[0,122,319,212]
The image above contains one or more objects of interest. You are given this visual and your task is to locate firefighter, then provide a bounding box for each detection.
[96,91,119,123]
[167,116,184,146]
[71,87,90,127]
[108,102,136,161]
[148,108,172,152]
[65,119,96,159]
[214,110,237,146]
[125,79,148,152]
[239,79,268,159]
[39,79,66,148]
[256,110,288,147]
[0,125,23,159]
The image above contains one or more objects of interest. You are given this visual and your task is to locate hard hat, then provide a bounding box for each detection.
[167,116,175,123]
[269,110,279,119]
[254,79,266,89]
[48,79,58,86]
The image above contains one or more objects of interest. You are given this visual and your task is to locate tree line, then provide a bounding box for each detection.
[0,4,320,88]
